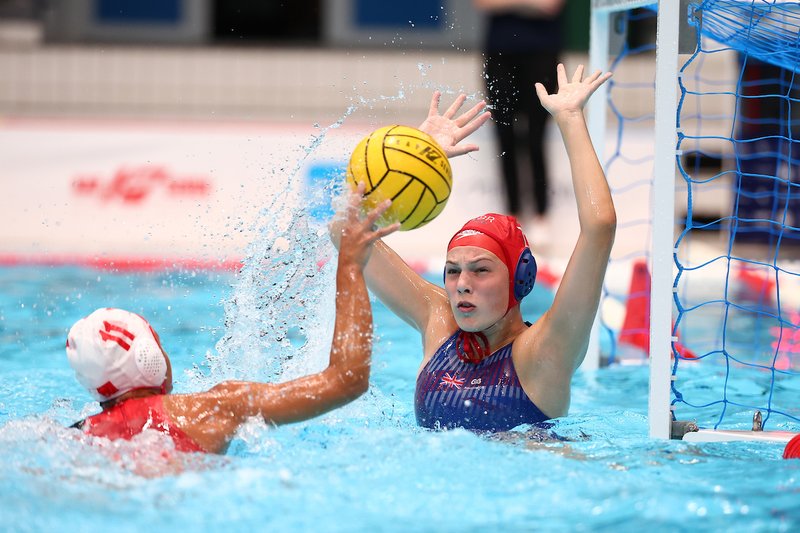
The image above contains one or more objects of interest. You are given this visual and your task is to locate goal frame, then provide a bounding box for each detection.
[589,0,798,442]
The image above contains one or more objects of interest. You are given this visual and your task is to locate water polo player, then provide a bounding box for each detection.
[337,64,615,432]
[67,187,400,454]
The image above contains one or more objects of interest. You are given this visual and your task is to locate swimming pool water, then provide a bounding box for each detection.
[0,265,798,532]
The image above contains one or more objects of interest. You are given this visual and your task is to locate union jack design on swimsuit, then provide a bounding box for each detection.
[439,372,465,390]
[416,331,550,432]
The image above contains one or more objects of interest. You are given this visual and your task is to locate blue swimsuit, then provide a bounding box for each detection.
[415,331,551,432]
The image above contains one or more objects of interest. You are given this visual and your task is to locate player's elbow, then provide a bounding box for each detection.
[326,362,370,402]
[341,365,371,399]
[344,376,370,401]
[601,210,617,235]
[589,208,617,241]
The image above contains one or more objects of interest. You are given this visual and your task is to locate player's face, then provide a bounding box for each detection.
[444,246,509,331]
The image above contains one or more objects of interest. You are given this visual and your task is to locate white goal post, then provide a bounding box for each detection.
[588,0,680,440]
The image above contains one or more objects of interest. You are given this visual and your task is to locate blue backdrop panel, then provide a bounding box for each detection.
[95,0,182,24]
[355,0,443,29]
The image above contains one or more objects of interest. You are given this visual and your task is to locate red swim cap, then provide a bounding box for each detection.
[784,433,800,459]
[447,213,536,311]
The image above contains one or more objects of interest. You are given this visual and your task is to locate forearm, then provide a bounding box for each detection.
[555,111,616,235]
[332,224,435,327]
[235,262,373,427]
[188,189,398,433]
[329,261,372,381]
[362,240,443,332]
[208,372,367,430]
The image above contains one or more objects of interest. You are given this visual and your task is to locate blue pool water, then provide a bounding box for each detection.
[0,264,798,532]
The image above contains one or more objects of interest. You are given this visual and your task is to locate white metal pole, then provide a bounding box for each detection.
[649,0,681,440]
[582,5,612,372]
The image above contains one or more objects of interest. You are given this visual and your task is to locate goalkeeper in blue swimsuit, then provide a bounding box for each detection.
[338,65,615,432]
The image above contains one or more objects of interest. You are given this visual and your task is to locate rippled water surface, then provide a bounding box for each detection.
[0,266,798,532]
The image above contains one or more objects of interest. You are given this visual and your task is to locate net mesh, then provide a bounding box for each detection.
[599,1,800,431]
[673,0,800,430]
[600,7,658,364]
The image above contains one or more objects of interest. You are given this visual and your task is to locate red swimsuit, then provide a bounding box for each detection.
[75,395,205,453]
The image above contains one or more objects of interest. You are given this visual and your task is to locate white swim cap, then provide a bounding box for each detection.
[66,308,167,401]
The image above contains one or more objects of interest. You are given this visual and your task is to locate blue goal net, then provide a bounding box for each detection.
[673,0,800,431]
[597,0,800,433]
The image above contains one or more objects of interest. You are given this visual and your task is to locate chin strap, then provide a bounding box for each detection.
[455,330,491,364]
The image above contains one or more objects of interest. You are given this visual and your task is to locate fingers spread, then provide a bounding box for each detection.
[534,82,548,102]
[584,72,611,96]
[584,69,602,84]
[373,222,401,240]
[572,64,585,83]
[428,91,442,117]
[447,144,479,157]
[344,182,365,219]
[443,94,466,118]
[592,71,612,89]
[455,100,487,128]
[362,200,398,242]
[365,199,392,226]
[556,63,568,88]
[457,111,491,140]
[349,181,366,202]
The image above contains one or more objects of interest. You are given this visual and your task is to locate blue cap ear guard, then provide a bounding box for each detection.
[514,248,537,301]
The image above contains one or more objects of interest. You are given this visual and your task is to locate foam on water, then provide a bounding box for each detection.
[2,355,798,531]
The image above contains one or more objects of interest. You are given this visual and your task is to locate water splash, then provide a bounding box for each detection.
[417,62,431,77]
[197,74,483,387]
[201,103,365,385]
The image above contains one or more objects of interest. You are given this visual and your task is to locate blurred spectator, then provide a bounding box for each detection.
[475,0,565,229]
[734,54,800,246]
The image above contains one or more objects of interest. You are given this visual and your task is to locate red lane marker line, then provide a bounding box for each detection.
[0,254,243,272]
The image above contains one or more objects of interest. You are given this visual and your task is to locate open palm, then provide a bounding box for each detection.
[418,92,492,158]
[535,64,611,118]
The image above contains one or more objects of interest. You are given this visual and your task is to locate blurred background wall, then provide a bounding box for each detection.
[0,0,591,122]
[0,0,588,261]
[4,1,719,264]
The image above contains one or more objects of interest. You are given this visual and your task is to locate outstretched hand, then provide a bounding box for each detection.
[336,183,401,268]
[535,64,612,119]
[418,91,491,158]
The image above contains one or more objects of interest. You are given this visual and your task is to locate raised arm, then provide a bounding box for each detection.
[329,92,491,335]
[168,188,400,453]
[370,91,492,326]
[519,65,615,382]
[328,205,450,337]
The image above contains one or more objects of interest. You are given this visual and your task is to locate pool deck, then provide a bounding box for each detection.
[0,43,740,284]
[0,115,616,275]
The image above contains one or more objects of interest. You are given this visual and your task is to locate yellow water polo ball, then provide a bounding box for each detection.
[346,125,452,231]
